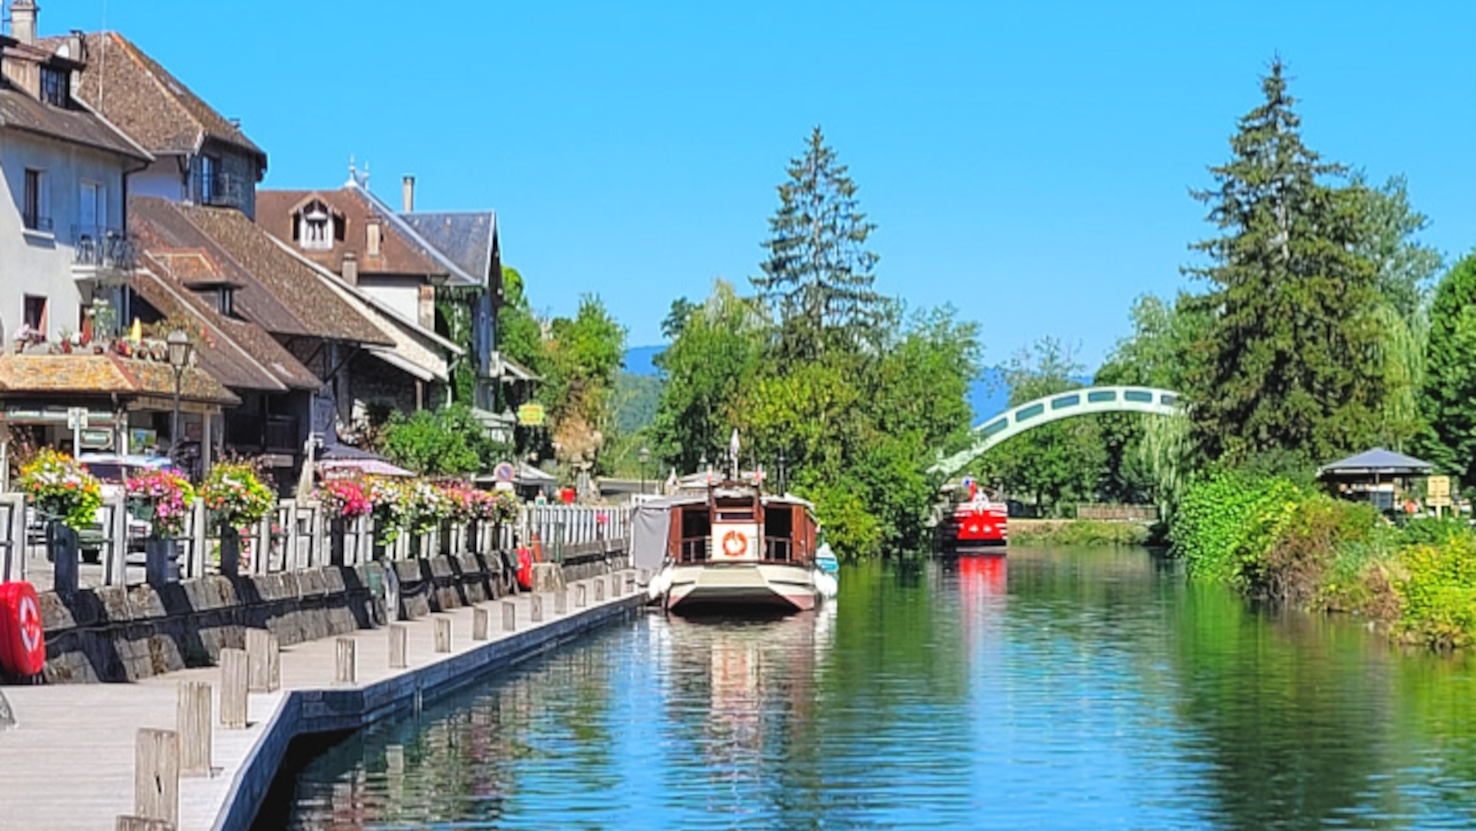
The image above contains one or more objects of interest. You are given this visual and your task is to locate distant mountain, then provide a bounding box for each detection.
[624,345,664,377]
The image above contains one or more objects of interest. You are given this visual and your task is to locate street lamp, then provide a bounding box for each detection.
[166,329,192,463]
[638,445,650,495]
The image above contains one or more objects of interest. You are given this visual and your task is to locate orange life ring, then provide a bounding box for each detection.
[0,581,46,677]
[721,530,748,557]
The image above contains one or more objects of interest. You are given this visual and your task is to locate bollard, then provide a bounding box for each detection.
[177,681,212,777]
[575,582,587,608]
[246,629,280,692]
[435,617,452,653]
[611,573,622,598]
[594,578,605,602]
[625,572,636,593]
[473,607,489,640]
[531,593,544,623]
[116,818,174,831]
[220,648,248,729]
[501,600,517,632]
[554,588,568,616]
[133,728,179,827]
[49,522,79,599]
[336,638,356,684]
[388,624,407,669]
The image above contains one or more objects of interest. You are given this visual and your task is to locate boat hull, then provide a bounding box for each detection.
[665,563,818,613]
[935,503,1008,555]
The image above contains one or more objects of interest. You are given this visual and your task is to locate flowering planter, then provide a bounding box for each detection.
[48,521,79,598]
[144,537,180,586]
[219,527,241,577]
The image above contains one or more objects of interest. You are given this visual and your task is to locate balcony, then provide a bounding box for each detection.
[71,228,135,286]
[191,170,251,212]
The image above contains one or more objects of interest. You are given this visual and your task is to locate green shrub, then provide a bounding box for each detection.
[1256,495,1377,603]
[1398,516,1475,547]
[1395,535,1476,650]
[1011,520,1151,547]
[1169,470,1301,587]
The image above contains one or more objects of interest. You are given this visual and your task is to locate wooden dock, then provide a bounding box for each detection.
[0,573,642,830]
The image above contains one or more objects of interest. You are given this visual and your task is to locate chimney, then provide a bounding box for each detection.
[341,252,358,286]
[10,1,38,46]
[401,175,415,213]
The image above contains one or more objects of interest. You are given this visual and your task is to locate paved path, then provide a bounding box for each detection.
[0,573,641,830]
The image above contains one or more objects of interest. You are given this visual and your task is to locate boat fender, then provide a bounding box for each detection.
[721,530,747,557]
[515,547,534,591]
[0,581,46,677]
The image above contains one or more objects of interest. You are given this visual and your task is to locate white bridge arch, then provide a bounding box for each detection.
[930,386,1183,480]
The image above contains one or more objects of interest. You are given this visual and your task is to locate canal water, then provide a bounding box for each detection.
[257,547,1476,830]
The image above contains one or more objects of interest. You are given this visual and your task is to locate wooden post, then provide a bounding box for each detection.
[116,818,174,831]
[501,601,517,632]
[176,681,211,777]
[610,573,622,598]
[575,582,587,608]
[133,728,179,827]
[554,588,568,616]
[594,578,605,603]
[219,648,248,729]
[434,617,451,653]
[530,593,544,623]
[336,638,356,683]
[246,629,279,692]
[388,624,407,668]
[472,607,489,640]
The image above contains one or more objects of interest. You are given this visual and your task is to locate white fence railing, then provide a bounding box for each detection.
[0,496,629,588]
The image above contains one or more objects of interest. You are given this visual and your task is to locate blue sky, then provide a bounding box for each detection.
[37,0,1476,368]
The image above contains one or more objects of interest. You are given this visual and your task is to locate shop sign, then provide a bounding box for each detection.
[517,403,546,427]
[79,429,112,450]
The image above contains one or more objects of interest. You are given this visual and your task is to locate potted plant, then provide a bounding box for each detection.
[126,469,196,586]
[17,449,102,597]
[199,463,274,576]
[317,478,371,565]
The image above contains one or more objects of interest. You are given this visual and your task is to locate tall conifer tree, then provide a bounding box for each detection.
[1182,60,1386,465]
[753,127,885,360]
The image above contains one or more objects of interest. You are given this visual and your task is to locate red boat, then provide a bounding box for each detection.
[935,479,1007,554]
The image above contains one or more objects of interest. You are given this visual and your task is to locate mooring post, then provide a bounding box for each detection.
[336,638,356,684]
[246,629,279,692]
[610,573,622,598]
[176,681,211,776]
[554,588,568,616]
[115,817,174,831]
[575,582,587,608]
[594,578,605,603]
[501,600,517,632]
[388,624,407,669]
[473,607,489,640]
[133,728,179,827]
[434,617,451,653]
[219,648,248,729]
[530,593,544,623]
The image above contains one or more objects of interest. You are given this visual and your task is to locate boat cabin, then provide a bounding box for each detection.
[667,484,817,567]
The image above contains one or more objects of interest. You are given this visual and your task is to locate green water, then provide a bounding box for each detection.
[258,548,1476,829]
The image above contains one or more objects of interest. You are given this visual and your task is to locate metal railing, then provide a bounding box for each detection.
[71,227,135,270]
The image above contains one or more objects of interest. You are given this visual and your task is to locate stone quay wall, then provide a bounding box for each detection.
[36,546,630,684]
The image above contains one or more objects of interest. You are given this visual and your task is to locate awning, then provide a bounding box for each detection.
[320,458,415,478]
[365,345,444,383]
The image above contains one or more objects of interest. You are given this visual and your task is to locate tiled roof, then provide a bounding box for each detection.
[43,32,265,165]
[400,212,497,285]
[131,261,321,392]
[0,354,238,406]
[256,187,446,279]
[0,83,149,160]
[130,197,391,346]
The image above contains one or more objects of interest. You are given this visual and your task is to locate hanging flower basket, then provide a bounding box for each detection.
[17,449,102,531]
[126,469,196,538]
[317,478,372,520]
[199,462,274,533]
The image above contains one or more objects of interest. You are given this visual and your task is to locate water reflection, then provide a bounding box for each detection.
[263,550,1476,830]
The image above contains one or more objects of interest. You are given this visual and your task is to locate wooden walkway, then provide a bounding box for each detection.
[0,573,641,830]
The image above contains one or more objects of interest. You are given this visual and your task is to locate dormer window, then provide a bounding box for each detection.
[217,287,235,317]
[296,199,336,251]
[39,66,68,107]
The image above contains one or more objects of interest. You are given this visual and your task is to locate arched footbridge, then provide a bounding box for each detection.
[931,386,1183,480]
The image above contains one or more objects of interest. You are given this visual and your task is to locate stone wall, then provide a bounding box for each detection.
[32,545,631,684]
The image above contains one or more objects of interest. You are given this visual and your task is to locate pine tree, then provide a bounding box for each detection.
[1418,254,1476,486]
[752,127,885,360]
[1182,60,1387,466]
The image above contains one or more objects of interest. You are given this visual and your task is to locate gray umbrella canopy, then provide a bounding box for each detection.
[1318,447,1434,478]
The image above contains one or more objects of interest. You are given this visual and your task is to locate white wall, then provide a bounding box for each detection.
[0,129,132,343]
[356,276,421,326]
[128,156,187,202]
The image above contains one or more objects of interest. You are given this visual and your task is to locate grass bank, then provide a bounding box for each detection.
[1009,519,1154,547]
[1170,470,1476,651]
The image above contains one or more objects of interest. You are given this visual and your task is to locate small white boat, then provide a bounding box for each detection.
[632,471,831,614]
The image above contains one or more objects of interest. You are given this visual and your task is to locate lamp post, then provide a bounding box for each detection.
[166,329,193,464]
[638,445,650,495]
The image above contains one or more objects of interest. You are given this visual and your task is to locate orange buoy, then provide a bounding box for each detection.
[721,529,748,557]
[0,581,46,677]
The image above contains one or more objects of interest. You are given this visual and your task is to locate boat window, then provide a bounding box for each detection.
[717,511,754,523]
